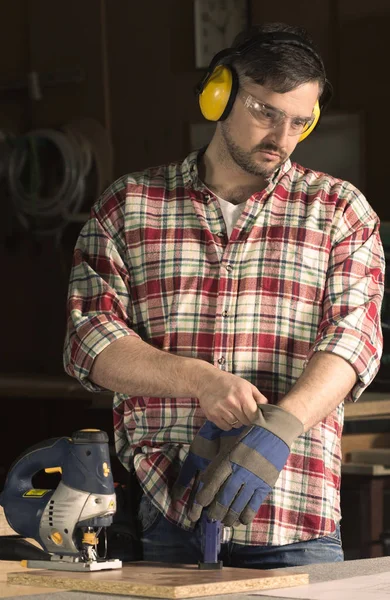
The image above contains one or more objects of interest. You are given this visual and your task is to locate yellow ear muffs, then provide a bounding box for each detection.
[196,35,332,133]
[298,100,321,142]
[199,64,237,122]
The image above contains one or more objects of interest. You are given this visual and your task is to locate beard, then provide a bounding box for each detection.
[220,121,288,178]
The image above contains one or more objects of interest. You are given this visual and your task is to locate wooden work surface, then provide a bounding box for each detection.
[8,562,308,599]
[3,556,390,600]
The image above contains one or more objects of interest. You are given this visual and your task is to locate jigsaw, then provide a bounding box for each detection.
[0,429,122,572]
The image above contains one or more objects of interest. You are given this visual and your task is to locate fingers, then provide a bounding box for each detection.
[197,372,266,428]
[227,386,266,426]
[238,386,268,423]
[195,461,232,508]
[207,405,257,430]
[233,384,267,425]
[187,477,204,522]
[222,414,243,430]
[221,485,254,526]
[206,476,243,522]
[212,414,244,430]
[234,414,252,427]
[222,411,250,427]
[203,410,241,431]
[239,488,267,525]
[252,385,268,405]
[187,500,203,522]
[218,418,235,431]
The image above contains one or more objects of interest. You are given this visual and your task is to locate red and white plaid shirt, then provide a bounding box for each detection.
[64,150,384,546]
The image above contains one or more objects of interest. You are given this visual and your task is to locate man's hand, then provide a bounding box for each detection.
[187,404,304,526]
[195,369,268,430]
[89,337,267,428]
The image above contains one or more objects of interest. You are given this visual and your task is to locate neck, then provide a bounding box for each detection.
[198,129,268,205]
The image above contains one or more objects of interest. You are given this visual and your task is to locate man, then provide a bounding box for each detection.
[64,22,384,568]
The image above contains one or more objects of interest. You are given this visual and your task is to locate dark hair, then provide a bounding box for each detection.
[232,22,326,94]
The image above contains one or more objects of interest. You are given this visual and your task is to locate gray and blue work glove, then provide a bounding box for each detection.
[176,404,303,527]
[172,419,242,501]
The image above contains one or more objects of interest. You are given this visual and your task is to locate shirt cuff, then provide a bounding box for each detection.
[66,316,141,392]
[305,327,381,402]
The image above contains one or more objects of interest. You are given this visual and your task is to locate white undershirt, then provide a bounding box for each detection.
[217,196,246,238]
[203,185,246,238]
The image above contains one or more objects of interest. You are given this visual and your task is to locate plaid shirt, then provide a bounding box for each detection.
[64,150,384,546]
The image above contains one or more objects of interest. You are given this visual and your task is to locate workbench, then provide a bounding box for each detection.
[1,556,390,599]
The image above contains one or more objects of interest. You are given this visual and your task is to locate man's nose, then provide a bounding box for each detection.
[271,119,290,145]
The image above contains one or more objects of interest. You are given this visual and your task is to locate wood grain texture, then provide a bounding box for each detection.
[8,562,309,598]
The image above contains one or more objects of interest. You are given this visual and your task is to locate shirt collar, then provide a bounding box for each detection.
[182,148,292,195]
[182,148,206,191]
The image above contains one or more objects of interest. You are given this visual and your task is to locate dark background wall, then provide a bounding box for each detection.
[1,0,389,379]
[0,0,389,555]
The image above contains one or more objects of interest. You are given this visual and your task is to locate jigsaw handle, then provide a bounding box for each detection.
[1,429,114,499]
[3,436,71,498]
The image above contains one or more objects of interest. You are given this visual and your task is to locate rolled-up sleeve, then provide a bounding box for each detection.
[307,194,385,401]
[63,207,140,392]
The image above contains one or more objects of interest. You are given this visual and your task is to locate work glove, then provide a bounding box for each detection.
[172,420,245,503]
[187,404,304,527]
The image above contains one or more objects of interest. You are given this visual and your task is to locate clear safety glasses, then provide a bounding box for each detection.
[241,90,315,136]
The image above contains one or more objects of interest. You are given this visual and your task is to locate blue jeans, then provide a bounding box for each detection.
[138,495,344,569]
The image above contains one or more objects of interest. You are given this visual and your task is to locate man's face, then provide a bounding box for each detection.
[220,80,320,178]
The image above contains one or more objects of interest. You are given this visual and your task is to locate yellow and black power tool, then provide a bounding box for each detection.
[0,429,122,572]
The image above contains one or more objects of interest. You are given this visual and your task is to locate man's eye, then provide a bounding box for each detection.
[257,105,277,120]
[291,118,308,129]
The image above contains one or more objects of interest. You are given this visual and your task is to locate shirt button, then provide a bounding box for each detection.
[225,264,233,272]
[218,357,226,365]
[222,310,229,318]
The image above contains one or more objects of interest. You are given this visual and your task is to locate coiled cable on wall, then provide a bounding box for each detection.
[5,118,113,239]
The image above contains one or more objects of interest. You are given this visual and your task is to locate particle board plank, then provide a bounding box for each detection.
[0,561,61,598]
[8,561,309,599]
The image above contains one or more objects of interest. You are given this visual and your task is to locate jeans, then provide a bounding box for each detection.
[138,495,344,569]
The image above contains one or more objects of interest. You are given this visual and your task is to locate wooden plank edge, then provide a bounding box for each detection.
[7,571,309,599]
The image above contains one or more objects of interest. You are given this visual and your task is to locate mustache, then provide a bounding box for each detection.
[254,143,286,158]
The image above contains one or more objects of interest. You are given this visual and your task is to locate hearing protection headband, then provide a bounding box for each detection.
[195,32,333,142]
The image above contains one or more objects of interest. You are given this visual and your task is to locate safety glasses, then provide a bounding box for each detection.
[241,90,315,136]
